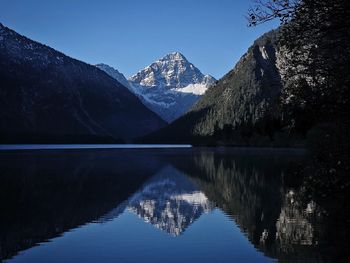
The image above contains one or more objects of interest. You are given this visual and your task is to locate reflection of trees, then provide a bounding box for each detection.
[276,191,323,249]
[0,150,162,260]
[1,149,347,262]
[276,188,335,263]
[171,150,326,263]
[191,152,285,248]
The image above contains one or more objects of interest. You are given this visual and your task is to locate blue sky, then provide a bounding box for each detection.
[0,0,278,79]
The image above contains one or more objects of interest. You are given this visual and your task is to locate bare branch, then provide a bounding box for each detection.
[247,0,301,26]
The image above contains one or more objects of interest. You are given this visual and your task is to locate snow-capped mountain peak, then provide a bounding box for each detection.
[129,52,215,90]
[128,52,216,122]
[96,52,216,123]
[161,51,187,62]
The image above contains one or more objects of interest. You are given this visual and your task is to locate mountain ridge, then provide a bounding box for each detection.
[0,23,166,143]
[141,30,284,145]
[118,52,216,123]
[95,63,132,90]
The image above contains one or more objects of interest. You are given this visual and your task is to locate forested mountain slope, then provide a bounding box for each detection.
[144,30,284,145]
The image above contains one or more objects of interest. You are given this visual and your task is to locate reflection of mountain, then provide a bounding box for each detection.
[127,166,213,236]
[0,150,162,260]
[1,148,347,263]
[169,149,328,263]
[100,166,214,236]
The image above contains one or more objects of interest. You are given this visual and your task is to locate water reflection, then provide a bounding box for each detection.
[170,150,328,262]
[0,150,162,260]
[99,166,214,236]
[0,148,347,262]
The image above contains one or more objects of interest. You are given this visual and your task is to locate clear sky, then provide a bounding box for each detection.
[0,0,278,79]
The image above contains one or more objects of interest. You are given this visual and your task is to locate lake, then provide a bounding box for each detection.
[0,146,347,262]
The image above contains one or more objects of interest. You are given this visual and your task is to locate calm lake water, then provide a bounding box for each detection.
[0,146,347,262]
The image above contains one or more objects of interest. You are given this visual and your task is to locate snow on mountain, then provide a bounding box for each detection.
[129,52,214,88]
[128,52,216,122]
[97,53,215,123]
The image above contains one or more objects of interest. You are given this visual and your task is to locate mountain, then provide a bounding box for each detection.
[95,63,132,90]
[128,52,216,123]
[144,30,283,145]
[0,23,165,143]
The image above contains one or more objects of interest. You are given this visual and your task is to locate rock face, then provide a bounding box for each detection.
[128,52,216,123]
[146,30,282,144]
[0,23,165,142]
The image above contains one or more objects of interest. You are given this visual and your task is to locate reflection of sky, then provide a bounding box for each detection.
[7,209,273,263]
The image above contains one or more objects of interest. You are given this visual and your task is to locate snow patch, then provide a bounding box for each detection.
[175,83,209,95]
[260,46,269,60]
